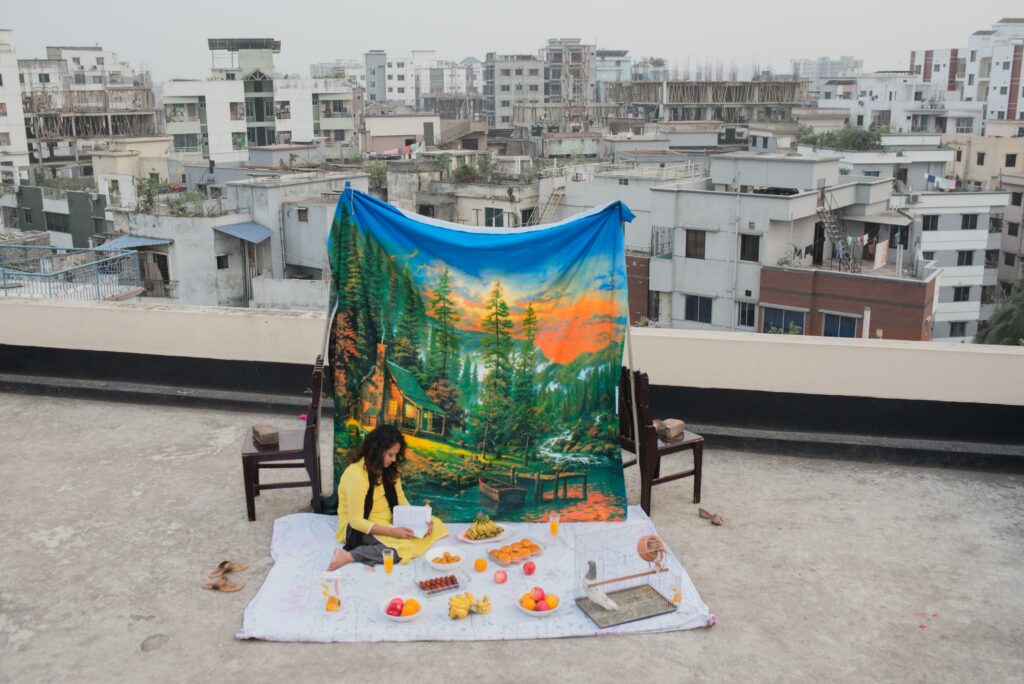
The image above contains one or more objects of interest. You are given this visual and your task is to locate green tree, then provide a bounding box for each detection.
[426,268,461,384]
[975,285,1024,346]
[473,282,516,457]
[393,266,425,370]
[510,303,541,459]
[366,160,387,196]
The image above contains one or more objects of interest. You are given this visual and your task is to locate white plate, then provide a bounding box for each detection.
[380,596,425,623]
[425,545,465,571]
[516,598,561,618]
[457,526,513,544]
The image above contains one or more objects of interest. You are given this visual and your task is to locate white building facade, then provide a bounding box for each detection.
[0,30,29,185]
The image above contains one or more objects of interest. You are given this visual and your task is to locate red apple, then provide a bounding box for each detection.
[530,586,545,602]
[535,599,550,611]
[522,561,536,576]
[493,570,508,584]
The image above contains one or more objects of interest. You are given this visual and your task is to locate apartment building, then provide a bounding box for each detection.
[944,132,1024,189]
[796,133,953,192]
[817,71,984,135]
[791,56,864,93]
[164,39,361,163]
[540,38,596,107]
[0,30,30,185]
[17,43,157,179]
[483,53,545,128]
[596,50,631,83]
[996,172,1023,292]
[909,18,1024,121]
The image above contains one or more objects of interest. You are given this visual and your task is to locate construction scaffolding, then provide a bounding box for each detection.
[604,80,810,123]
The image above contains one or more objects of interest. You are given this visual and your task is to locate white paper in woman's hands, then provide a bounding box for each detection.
[392,505,431,537]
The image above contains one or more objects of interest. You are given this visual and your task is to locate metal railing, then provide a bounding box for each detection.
[0,244,141,301]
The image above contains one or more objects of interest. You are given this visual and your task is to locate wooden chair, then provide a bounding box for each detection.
[241,355,324,521]
[619,366,704,515]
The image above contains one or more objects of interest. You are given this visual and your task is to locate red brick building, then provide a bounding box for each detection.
[758,266,937,341]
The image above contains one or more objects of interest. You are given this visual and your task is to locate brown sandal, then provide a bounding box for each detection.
[698,508,714,520]
[202,577,244,592]
[208,560,249,578]
[711,514,724,526]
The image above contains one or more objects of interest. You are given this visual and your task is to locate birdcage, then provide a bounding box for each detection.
[573,523,684,628]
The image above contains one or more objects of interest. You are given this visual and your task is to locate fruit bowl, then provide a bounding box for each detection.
[426,546,464,571]
[457,526,512,544]
[380,596,424,623]
[517,600,561,618]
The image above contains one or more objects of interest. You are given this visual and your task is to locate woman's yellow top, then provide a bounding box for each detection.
[335,459,448,564]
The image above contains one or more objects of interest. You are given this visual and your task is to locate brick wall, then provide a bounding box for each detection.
[759,267,936,341]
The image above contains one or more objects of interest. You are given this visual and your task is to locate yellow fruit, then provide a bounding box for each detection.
[544,594,559,609]
[404,598,421,613]
[401,603,418,617]
[474,558,488,572]
[520,595,536,611]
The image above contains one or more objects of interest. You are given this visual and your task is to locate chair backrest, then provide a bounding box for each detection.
[619,366,658,454]
[304,355,324,449]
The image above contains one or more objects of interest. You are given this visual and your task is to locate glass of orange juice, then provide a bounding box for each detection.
[382,548,394,575]
[549,511,560,537]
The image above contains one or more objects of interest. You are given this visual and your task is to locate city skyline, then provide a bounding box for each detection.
[4,0,1023,82]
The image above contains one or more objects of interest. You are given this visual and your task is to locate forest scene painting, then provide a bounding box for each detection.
[325,189,631,522]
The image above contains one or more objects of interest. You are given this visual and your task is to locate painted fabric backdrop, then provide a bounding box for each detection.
[323,188,633,522]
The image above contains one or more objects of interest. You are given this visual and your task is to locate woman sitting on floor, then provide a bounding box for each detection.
[327,424,448,570]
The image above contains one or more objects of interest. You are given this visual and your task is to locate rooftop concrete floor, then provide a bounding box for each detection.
[1,392,1022,683]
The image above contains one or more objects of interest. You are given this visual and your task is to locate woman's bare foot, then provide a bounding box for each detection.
[327,548,353,571]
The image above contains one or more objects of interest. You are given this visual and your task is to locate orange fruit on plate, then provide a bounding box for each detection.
[474,558,488,572]
[520,595,536,610]
[404,598,421,612]
[544,594,559,609]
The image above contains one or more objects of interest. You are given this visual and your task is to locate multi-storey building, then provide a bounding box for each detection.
[996,172,1023,293]
[364,50,387,103]
[16,43,157,179]
[605,80,809,124]
[817,71,985,135]
[540,38,596,107]
[596,50,631,84]
[909,18,1024,122]
[163,39,361,163]
[483,53,545,128]
[790,56,864,93]
[0,30,30,185]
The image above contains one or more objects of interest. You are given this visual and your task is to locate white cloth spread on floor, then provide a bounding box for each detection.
[237,506,712,642]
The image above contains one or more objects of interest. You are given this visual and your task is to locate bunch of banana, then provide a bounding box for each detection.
[447,592,492,619]
[466,514,504,540]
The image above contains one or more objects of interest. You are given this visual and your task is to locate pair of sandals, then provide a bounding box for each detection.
[698,508,724,526]
[201,561,249,592]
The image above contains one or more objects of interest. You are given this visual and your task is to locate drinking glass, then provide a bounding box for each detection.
[549,511,560,537]
[383,548,394,575]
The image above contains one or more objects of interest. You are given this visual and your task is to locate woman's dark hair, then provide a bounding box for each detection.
[350,424,406,485]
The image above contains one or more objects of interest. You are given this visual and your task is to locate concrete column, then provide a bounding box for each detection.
[862,307,871,339]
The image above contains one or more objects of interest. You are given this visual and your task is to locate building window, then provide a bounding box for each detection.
[38,73,50,83]
[976,152,985,165]
[397,88,405,94]
[823,313,857,337]
[970,50,976,61]
[500,85,510,92]
[922,251,934,261]
[740,234,760,262]
[762,307,804,334]
[0,74,3,86]
[216,254,229,270]
[528,84,539,92]
[949,322,967,337]
[398,75,405,81]
[298,207,309,222]
[684,295,712,324]
[1005,154,1018,168]
[968,74,974,86]
[484,207,504,227]
[226,72,235,80]
[1009,222,1020,237]
[231,132,246,150]
[500,69,511,76]
[956,250,973,266]
[953,286,971,302]
[95,57,104,65]
[1005,252,1017,267]
[961,214,978,230]
[1011,192,1023,207]
[955,149,962,162]
[172,134,199,151]
[618,178,629,186]
[529,68,540,76]
[0,133,9,146]
[922,215,939,231]
[515,68,523,75]
[685,230,705,259]
[0,103,6,117]
[737,302,756,328]
[500,100,510,107]
[22,208,32,225]
[44,212,69,232]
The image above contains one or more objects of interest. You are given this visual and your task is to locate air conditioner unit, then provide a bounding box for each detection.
[910,194,920,203]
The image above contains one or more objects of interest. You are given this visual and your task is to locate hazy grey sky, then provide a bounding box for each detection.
[4,0,1022,82]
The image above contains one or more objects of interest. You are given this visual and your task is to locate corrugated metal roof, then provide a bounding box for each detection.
[214,222,273,244]
[99,235,172,250]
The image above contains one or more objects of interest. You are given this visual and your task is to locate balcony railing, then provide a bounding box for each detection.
[141,279,178,298]
[0,245,142,301]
